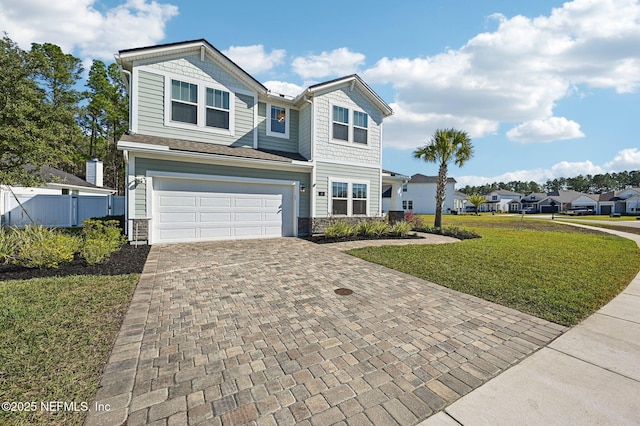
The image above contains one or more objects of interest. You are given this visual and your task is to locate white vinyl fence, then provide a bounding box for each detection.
[2,193,125,227]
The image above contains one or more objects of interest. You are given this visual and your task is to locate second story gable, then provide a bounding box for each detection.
[115,39,392,165]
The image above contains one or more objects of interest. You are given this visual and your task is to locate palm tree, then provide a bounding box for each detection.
[467,193,486,215]
[414,128,473,228]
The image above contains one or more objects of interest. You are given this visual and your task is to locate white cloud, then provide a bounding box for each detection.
[222,45,285,75]
[363,0,640,150]
[604,148,640,170]
[263,80,304,97]
[506,117,585,143]
[0,0,178,60]
[292,48,365,80]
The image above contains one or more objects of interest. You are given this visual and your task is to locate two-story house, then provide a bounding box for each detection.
[115,39,398,244]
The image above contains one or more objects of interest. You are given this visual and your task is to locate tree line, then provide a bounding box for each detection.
[0,34,128,193]
[459,170,640,196]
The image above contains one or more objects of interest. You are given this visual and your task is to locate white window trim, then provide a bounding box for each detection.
[164,73,236,136]
[328,178,370,217]
[329,102,370,149]
[266,103,290,139]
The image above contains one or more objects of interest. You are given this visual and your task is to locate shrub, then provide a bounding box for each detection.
[80,219,126,265]
[418,225,481,240]
[324,221,356,239]
[355,221,389,237]
[0,228,18,264]
[15,225,80,268]
[404,212,425,230]
[389,221,411,237]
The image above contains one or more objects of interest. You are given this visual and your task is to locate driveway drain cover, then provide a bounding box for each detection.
[334,288,353,295]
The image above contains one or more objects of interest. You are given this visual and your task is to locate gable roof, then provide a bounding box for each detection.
[409,173,456,184]
[116,40,392,117]
[300,74,393,117]
[488,189,523,197]
[116,39,268,94]
[19,165,114,192]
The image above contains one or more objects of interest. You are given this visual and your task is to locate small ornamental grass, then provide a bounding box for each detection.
[0,228,18,264]
[324,221,356,239]
[389,221,411,237]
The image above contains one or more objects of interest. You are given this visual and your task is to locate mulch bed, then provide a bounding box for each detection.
[305,234,424,244]
[0,244,151,282]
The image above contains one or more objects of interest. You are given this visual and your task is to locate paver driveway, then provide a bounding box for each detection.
[87,238,566,426]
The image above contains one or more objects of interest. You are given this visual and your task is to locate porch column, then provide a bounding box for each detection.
[390,181,403,211]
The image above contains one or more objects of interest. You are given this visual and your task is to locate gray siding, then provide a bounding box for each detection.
[256,102,299,153]
[298,103,312,160]
[136,69,255,147]
[314,87,383,165]
[314,162,381,218]
[133,157,310,218]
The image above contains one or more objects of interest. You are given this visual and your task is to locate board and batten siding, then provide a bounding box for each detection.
[256,102,299,153]
[313,87,383,165]
[133,157,310,218]
[314,161,381,217]
[136,67,255,147]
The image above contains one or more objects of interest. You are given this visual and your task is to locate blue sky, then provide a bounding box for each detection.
[2,0,639,187]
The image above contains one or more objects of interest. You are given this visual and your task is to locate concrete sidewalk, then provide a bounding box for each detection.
[421,224,640,425]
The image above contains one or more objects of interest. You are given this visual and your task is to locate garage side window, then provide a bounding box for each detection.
[331,181,368,216]
[171,79,198,124]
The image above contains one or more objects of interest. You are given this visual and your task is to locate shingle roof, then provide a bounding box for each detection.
[119,133,309,162]
[409,173,456,184]
[24,165,106,189]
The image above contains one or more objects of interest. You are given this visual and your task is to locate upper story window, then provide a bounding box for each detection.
[206,88,230,130]
[165,74,235,136]
[267,105,289,138]
[332,106,349,141]
[171,80,198,124]
[331,105,369,146]
[402,183,408,192]
[353,111,368,144]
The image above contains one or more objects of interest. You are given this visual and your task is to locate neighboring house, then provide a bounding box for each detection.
[115,39,395,244]
[453,191,467,214]
[473,189,523,213]
[1,162,121,227]
[599,188,640,215]
[510,192,547,213]
[382,173,456,214]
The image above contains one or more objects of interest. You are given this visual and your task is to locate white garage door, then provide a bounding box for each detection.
[152,177,295,244]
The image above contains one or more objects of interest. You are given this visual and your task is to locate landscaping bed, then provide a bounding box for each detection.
[0,243,150,282]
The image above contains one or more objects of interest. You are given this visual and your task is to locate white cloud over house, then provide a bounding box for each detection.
[222,45,285,75]
[0,0,178,60]
[361,0,640,149]
[291,48,365,81]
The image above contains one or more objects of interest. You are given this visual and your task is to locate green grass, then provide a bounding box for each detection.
[348,216,640,326]
[0,275,138,426]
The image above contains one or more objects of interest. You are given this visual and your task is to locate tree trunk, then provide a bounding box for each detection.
[434,163,448,228]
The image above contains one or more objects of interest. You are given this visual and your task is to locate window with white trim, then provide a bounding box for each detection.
[206,88,230,130]
[332,182,348,215]
[332,106,349,141]
[331,105,370,145]
[171,79,198,124]
[403,200,413,210]
[353,111,368,144]
[267,104,289,138]
[331,180,368,216]
[165,74,235,135]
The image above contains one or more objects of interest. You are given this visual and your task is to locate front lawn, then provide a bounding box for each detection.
[348,216,640,326]
[0,274,138,426]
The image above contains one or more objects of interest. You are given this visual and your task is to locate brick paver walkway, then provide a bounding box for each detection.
[87,238,566,425]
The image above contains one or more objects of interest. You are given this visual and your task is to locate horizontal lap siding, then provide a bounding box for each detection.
[256,102,299,153]
[315,162,381,217]
[134,157,310,218]
[136,69,255,147]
